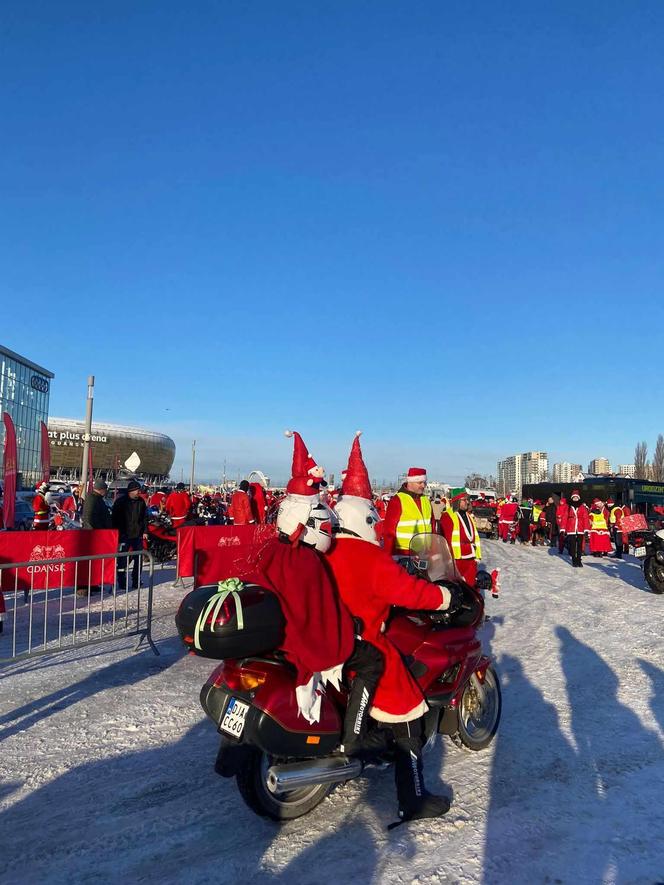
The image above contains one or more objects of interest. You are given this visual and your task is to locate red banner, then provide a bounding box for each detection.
[2,412,17,530]
[40,420,50,484]
[177,524,276,585]
[0,529,119,591]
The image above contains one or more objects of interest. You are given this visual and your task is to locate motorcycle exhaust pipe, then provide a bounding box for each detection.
[266,756,362,793]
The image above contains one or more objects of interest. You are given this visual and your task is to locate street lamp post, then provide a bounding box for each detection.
[80,375,95,499]
[190,439,196,494]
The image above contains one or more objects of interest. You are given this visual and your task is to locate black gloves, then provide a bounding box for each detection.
[475,569,493,591]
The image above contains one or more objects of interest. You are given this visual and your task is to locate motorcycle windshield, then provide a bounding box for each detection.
[409,532,460,582]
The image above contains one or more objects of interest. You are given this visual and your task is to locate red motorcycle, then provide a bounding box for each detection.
[195,534,501,821]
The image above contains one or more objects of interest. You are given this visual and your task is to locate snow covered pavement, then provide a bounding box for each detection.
[1,546,663,885]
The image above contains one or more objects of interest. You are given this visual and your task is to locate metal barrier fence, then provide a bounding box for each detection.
[0,550,158,662]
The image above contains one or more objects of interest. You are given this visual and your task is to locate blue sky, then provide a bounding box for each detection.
[1,1,662,484]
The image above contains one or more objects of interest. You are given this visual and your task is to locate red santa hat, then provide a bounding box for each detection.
[592,498,602,507]
[607,497,614,505]
[571,489,581,498]
[341,432,372,500]
[407,467,427,483]
[284,430,323,496]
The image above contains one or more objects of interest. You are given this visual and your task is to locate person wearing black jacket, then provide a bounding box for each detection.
[112,480,148,590]
[82,478,112,529]
[544,496,558,547]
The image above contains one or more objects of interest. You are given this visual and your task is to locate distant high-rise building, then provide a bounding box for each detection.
[587,457,611,475]
[552,462,582,483]
[617,464,635,477]
[497,451,548,498]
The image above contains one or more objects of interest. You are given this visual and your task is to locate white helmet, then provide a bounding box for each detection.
[277,493,335,554]
[335,494,381,545]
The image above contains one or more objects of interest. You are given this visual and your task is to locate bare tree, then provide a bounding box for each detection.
[634,441,649,479]
[653,434,664,482]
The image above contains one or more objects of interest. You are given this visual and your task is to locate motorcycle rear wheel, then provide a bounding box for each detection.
[644,556,664,594]
[236,750,332,821]
[450,665,501,751]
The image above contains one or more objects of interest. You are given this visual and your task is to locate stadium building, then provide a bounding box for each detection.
[48,417,176,483]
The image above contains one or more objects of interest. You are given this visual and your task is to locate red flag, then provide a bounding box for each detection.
[2,413,18,530]
[40,420,50,484]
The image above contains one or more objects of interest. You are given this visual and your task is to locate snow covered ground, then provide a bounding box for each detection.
[1,544,663,885]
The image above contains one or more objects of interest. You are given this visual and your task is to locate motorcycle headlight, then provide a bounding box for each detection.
[655,551,664,564]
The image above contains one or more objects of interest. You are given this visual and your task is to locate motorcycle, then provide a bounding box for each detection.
[628,528,664,594]
[193,533,501,821]
[145,512,178,564]
[49,505,81,531]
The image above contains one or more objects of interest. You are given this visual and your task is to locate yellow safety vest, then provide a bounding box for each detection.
[447,510,482,561]
[589,511,608,531]
[609,505,623,526]
[533,506,542,522]
[394,492,432,553]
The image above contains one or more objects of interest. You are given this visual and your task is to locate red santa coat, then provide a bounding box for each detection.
[241,538,354,689]
[229,490,254,525]
[556,502,568,531]
[60,495,76,517]
[326,536,447,722]
[249,483,267,524]
[165,490,191,525]
[564,503,590,535]
[32,493,50,528]
[149,491,166,509]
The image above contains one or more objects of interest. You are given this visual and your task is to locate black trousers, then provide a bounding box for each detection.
[612,528,624,556]
[567,533,584,565]
[118,538,143,589]
[341,639,384,750]
[391,718,427,812]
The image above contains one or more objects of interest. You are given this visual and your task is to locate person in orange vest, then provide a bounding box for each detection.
[440,488,482,586]
[32,482,51,530]
[382,468,435,556]
[165,483,192,528]
[229,480,254,525]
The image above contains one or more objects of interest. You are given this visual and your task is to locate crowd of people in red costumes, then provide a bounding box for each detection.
[494,492,632,568]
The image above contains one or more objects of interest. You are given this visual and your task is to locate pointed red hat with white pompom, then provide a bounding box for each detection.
[284,430,324,496]
[341,431,372,500]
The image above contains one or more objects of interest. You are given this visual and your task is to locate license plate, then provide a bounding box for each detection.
[219,697,249,739]
[633,546,647,558]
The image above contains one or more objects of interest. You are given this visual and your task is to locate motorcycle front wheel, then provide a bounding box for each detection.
[236,750,331,821]
[450,665,501,751]
[644,556,664,594]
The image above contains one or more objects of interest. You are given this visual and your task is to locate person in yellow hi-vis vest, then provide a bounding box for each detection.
[440,487,482,586]
[382,467,435,556]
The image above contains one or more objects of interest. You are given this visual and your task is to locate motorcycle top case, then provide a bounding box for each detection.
[176,582,286,660]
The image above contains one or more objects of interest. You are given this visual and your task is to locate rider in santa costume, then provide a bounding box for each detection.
[241,430,383,746]
[326,431,456,824]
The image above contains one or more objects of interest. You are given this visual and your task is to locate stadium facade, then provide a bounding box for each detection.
[48,417,176,482]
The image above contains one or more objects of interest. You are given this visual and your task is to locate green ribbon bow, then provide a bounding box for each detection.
[194,577,245,651]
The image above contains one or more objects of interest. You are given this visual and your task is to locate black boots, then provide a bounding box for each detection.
[391,719,450,827]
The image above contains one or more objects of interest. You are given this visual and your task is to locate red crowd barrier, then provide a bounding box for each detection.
[0,529,119,591]
[177,524,276,586]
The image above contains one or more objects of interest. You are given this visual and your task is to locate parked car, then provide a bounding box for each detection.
[0,498,35,530]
